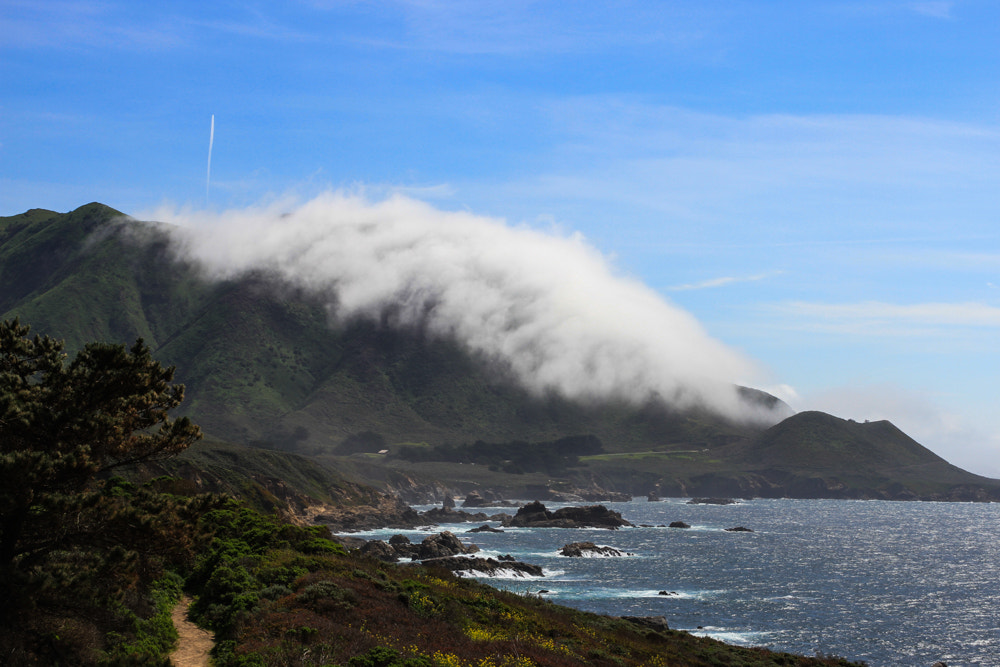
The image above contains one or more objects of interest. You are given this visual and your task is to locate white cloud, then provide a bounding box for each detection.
[145,191,782,423]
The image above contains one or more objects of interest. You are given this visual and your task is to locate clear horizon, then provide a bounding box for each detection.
[3,1,998,476]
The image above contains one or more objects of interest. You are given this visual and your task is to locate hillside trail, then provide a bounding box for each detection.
[170,596,214,667]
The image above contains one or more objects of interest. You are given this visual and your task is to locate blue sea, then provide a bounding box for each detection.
[349,498,1000,666]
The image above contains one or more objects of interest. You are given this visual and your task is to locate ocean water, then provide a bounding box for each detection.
[349,498,1000,667]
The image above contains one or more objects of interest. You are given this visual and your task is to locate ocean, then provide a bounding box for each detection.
[349,498,1000,667]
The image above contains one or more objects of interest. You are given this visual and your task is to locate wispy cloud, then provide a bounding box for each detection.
[907,2,955,19]
[1,0,308,51]
[308,0,721,56]
[772,301,1000,334]
[0,1,186,50]
[665,272,780,292]
[481,100,1000,245]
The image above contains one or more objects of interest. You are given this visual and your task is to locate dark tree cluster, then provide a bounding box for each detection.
[0,318,204,661]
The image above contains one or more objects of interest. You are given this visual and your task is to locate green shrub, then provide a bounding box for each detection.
[100,572,184,665]
[296,580,356,612]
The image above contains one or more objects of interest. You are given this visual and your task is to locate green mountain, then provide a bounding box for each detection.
[3,203,999,501]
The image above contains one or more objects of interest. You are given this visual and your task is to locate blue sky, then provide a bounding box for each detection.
[3,1,999,475]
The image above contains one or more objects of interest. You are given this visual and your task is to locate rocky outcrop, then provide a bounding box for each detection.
[386,534,420,560]
[311,494,421,531]
[383,476,456,504]
[461,490,519,508]
[543,487,632,503]
[419,506,502,524]
[575,488,632,502]
[668,521,691,529]
[418,531,480,559]
[421,556,544,578]
[467,524,504,533]
[358,539,399,562]
[358,531,480,562]
[504,501,633,529]
[725,526,753,532]
[687,498,738,505]
[559,542,630,557]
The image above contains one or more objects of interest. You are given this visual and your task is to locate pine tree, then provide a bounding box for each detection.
[0,318,202,610]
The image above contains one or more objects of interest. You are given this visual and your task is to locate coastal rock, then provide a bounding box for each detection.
[461,490,520,508]
[313,494,421,531]
[383,476,454,504]
[418,531,480,559]
[724,526,753,532]
[387,534,420,559]
[358,539,398,562]
[462,491,487,507]
[544,490,586,502]
[504,501,633,530]
[668,521,691,529]
[442,494,455,509]
[559,541,630,557]
[461,491,489,507]
[576,489,633,502]
[467,524,504,533]
[421,556,544,578]
[420,506,495,524]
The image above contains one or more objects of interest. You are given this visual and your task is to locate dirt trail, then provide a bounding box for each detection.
[170,596,214,667]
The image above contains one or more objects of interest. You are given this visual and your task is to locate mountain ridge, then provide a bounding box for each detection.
[3,203,998,502]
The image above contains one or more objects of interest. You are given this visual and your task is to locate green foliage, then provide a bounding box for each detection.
[101,572,183,664]
[188,503,348,636]
[0,319,202,574]
[0,319,207,664]
[296,580,356,612]
[347,646,433,667]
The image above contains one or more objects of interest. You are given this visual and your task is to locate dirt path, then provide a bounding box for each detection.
[170,596,214,667]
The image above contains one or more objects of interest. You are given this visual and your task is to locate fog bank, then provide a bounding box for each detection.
[151,192,779,422]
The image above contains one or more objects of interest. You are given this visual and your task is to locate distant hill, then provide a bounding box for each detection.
[726,411,1000,500]
[3,203,999,501]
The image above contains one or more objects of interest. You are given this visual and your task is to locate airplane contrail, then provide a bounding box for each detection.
[206,114,215,205]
